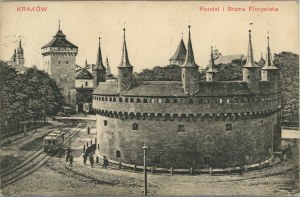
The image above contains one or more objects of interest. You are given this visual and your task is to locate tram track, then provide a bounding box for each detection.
[0,120,87,188]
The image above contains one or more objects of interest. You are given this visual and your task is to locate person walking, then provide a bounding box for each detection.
[102,156,109,169]
[65,149,70,162]
[69,154,73,167]
[83,153,87,165]
[89,154,94,168]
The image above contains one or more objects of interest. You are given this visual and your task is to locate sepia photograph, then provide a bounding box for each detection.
[0,1,299,196]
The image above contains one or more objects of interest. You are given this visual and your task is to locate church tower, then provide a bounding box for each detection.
[118,28,133,94]
[169,35,186,66]
[242,30,260,94]
[16,38,25,67]
[261,35,279,92]
[41,21,78,103]
[93,37,106,88]
[181,25,199,95]
[206,46,218,82]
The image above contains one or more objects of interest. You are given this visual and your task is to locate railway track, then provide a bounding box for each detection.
[0,120,87,188]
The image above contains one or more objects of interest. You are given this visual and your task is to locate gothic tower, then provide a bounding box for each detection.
[206,46,218,82]
[118,28,133,94]
[41,21,78,104]
[16,38,25,67]
[93,37,106,88]
[261,35,279,92]
[242,30,260,94]
[181,25,199,95]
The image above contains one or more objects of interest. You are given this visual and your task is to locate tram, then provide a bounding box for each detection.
[44,130,65,155]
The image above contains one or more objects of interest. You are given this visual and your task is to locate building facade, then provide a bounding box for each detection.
[93,27,281,169]
[41,22,78,104]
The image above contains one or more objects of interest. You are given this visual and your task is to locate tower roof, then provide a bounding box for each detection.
[243,30,259,68]
[75,68,94,79]
[106,56,112,75]
[169,36,186,61]
[41,21,78,49]
[207,46,218,73]
[95,37,106,70]
[262,36,278,70]
[182,25,198,68]
[118,28,133,68]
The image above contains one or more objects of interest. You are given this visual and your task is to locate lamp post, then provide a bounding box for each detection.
[142,143,148,196]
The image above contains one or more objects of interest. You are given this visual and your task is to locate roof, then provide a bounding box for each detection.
[169,38,186,61]
[75,68,94,79]
[93,80,271,97]
[106,74,117,80]
[93,82,119,95]
[41,30,78,49]
[182,26,198,68]
[119,28,133,68]
[214,54,244,65]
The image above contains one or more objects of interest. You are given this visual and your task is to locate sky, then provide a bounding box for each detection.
[0,1,298,74]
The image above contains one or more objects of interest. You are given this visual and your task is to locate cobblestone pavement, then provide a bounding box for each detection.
[1,118,299,196]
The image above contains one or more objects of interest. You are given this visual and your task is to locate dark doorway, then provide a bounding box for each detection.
[78,103,83,113]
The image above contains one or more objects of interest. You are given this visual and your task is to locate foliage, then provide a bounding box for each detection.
[273,52,299,123]
[134,64,205,81]
[0,61,64,127]
[215,59,244,81]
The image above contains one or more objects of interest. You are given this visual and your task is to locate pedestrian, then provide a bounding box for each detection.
[83,153,87,165]
[65,149,70,162]
[89,154,94,168]
[87,127,90,135]
[69,154,73,167]
[102,156,109,169]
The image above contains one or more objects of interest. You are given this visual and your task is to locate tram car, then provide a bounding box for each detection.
[44,130,65,155]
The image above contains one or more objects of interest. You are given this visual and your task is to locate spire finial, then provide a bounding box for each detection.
[181,33,183,39]
[58,19,61,30]
[19,36,22,48]
[267,31,270,47]
[99,37,101,46]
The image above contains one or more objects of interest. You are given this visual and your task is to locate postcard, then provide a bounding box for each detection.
[0,1,299,196]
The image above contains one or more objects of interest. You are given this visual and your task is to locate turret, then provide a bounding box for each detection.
[16,37,25,66]
[169,34,186,66]
[93,37,106,88]
[118,28,133,94]
[206,46,218,82]
[261,35,279,92]
[242,30,260,94]
[181,25,199,95]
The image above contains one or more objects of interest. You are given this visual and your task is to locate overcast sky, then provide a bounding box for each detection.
[0,1,298,73]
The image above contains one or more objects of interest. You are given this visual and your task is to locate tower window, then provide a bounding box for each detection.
[105,97,108,101]
[225,124,232,131]
[119,98,123,102]
[104,120,108,126]
[137,98,141,103]
[143,99,148,103]
[98,144,100,150]
[247,75,250,79]
[132,123,138,130]
[203,157,211,165]
[66,61,68,64]
[165,99,170,103]
[113,98,116,102]
[109,97,112,102]
[173,99,178,103]
[116,150,121,158]
[155,156,161,163]
[58,60,61,64]
[158,99,162,103]
[150,98,155,103]
[85,81,88,86]
[125,98,128,102]
[130,98,134,103]
[260,120,264,127]
[177,125,185,132]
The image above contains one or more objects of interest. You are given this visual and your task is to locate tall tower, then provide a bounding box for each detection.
[93,37,106,88]
[261,35,279,92]
[181,25,199,95]
[169,34,186,66]
[16,37,25,67]
[206,46,218,82]
[242,30,260,94]
[118,28,133,94]
[41,21,78,103]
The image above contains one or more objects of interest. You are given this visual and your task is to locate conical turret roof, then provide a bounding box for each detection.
[243,30,259,68]
[207,46,218,73]
[95,37,106,70]
[119,28,133,68]
[262,36,278,70]
[182,25,198,68]
[169,37,186,61]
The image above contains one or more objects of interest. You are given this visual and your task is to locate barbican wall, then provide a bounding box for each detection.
[93,94,281,168]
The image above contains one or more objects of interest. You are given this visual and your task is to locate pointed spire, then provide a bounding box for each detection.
[119,28,132,67]
[95,37,105,70]
[85,59,88,67]
[19,37,22,48]
[58,20,61,31]
[207,46,218,73]
[182,25,198,68]
[262,35,278,70]
[106,56,112,75]
[243,30,258,67]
